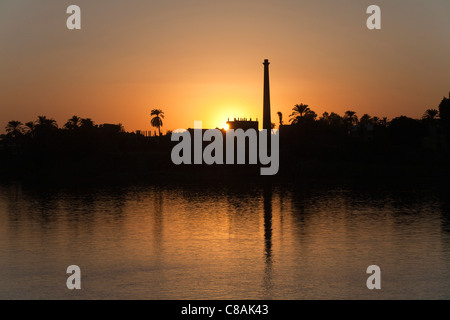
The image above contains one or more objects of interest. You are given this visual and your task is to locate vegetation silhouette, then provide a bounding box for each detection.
[439,92,450,138]
[289,103,310,124]
[277,112,283,127]
[150,109,164,136]
[6,121,24,138]
[64,115,81,130]
[1,93,450,182]
[423,109,439,121]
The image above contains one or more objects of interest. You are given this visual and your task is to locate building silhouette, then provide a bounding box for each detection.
[226,118,258,131]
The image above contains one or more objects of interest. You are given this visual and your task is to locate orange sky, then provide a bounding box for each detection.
[1,0,449,133]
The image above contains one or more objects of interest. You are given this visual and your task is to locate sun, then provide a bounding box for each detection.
[223,122,230,130]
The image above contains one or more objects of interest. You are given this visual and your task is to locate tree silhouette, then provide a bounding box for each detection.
[24,121,35,136]
[36,116,58,129]
[150,109,164,136]
[80,118,95,129]
[422,109,439,120]
[439,93,450,136]
[277,111,283,126]
[359,114,373,131]
[6,120,24,139]
[438,93,450,119]
[372,116,380,125]
[360,114,372,125]
[5,121,24,153]
[320,112,343,128]
[303,110,317,121]
[344,110,358,133]
[289,103,310,124]
[64,115,81,130]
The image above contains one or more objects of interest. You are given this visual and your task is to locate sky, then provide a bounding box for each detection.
[1,0,449,133]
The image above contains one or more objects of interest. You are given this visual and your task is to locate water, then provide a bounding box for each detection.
[1,181,450,299]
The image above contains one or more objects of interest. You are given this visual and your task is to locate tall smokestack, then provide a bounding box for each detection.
[263,59,271,131]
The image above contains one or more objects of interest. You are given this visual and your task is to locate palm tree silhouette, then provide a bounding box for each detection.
[344,110,358,133]
[359,114,372,130]
[150,109,164,136]
[36,116,58,129]
[6,120,24,139]
[277,112,283,126]
[64,115,81,130]
[360,114,372,125]
[289,103,310,124]
[80,118,95,129]
[25,121,35,136]
[5,121,24,153]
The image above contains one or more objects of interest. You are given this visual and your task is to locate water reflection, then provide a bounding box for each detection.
[152,187,164,250]
[262,184,273,298]
[1,181,450,299]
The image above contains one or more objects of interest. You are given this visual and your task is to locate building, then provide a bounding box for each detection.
[226,118,258,131]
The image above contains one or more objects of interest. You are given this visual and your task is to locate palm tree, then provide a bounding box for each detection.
[344,110,358,133]
[150,109,164,136]
[25,121,35,131]
[277,111,283,126]
[80,118,95,129]
[359,114,372,125]
[36,116,58,128]
[34,116,58,139]
[303,110,317,121]
[289,103,310,124]
[344,110,358,124]
[5,121,24,138]
[24,121,36,138]
[359,114,372,130]
[5,121,24,153]
[64,115,81,130]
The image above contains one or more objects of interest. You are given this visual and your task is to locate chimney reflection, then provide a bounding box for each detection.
[263,184,273,296]
[263,185,273,261]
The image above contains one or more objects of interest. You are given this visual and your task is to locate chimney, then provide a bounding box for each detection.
[263,59,271,131]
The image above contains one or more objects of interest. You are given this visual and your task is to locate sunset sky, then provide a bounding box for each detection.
[1,0,449,133]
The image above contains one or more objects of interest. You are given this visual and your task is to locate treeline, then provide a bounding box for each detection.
[280,93,450,136]
[0,115,171,180]
[1,93,450,180]
[1,115,171,151]
[278,93,450,179]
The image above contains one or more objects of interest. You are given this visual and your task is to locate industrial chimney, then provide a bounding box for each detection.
[263,59,271,131]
